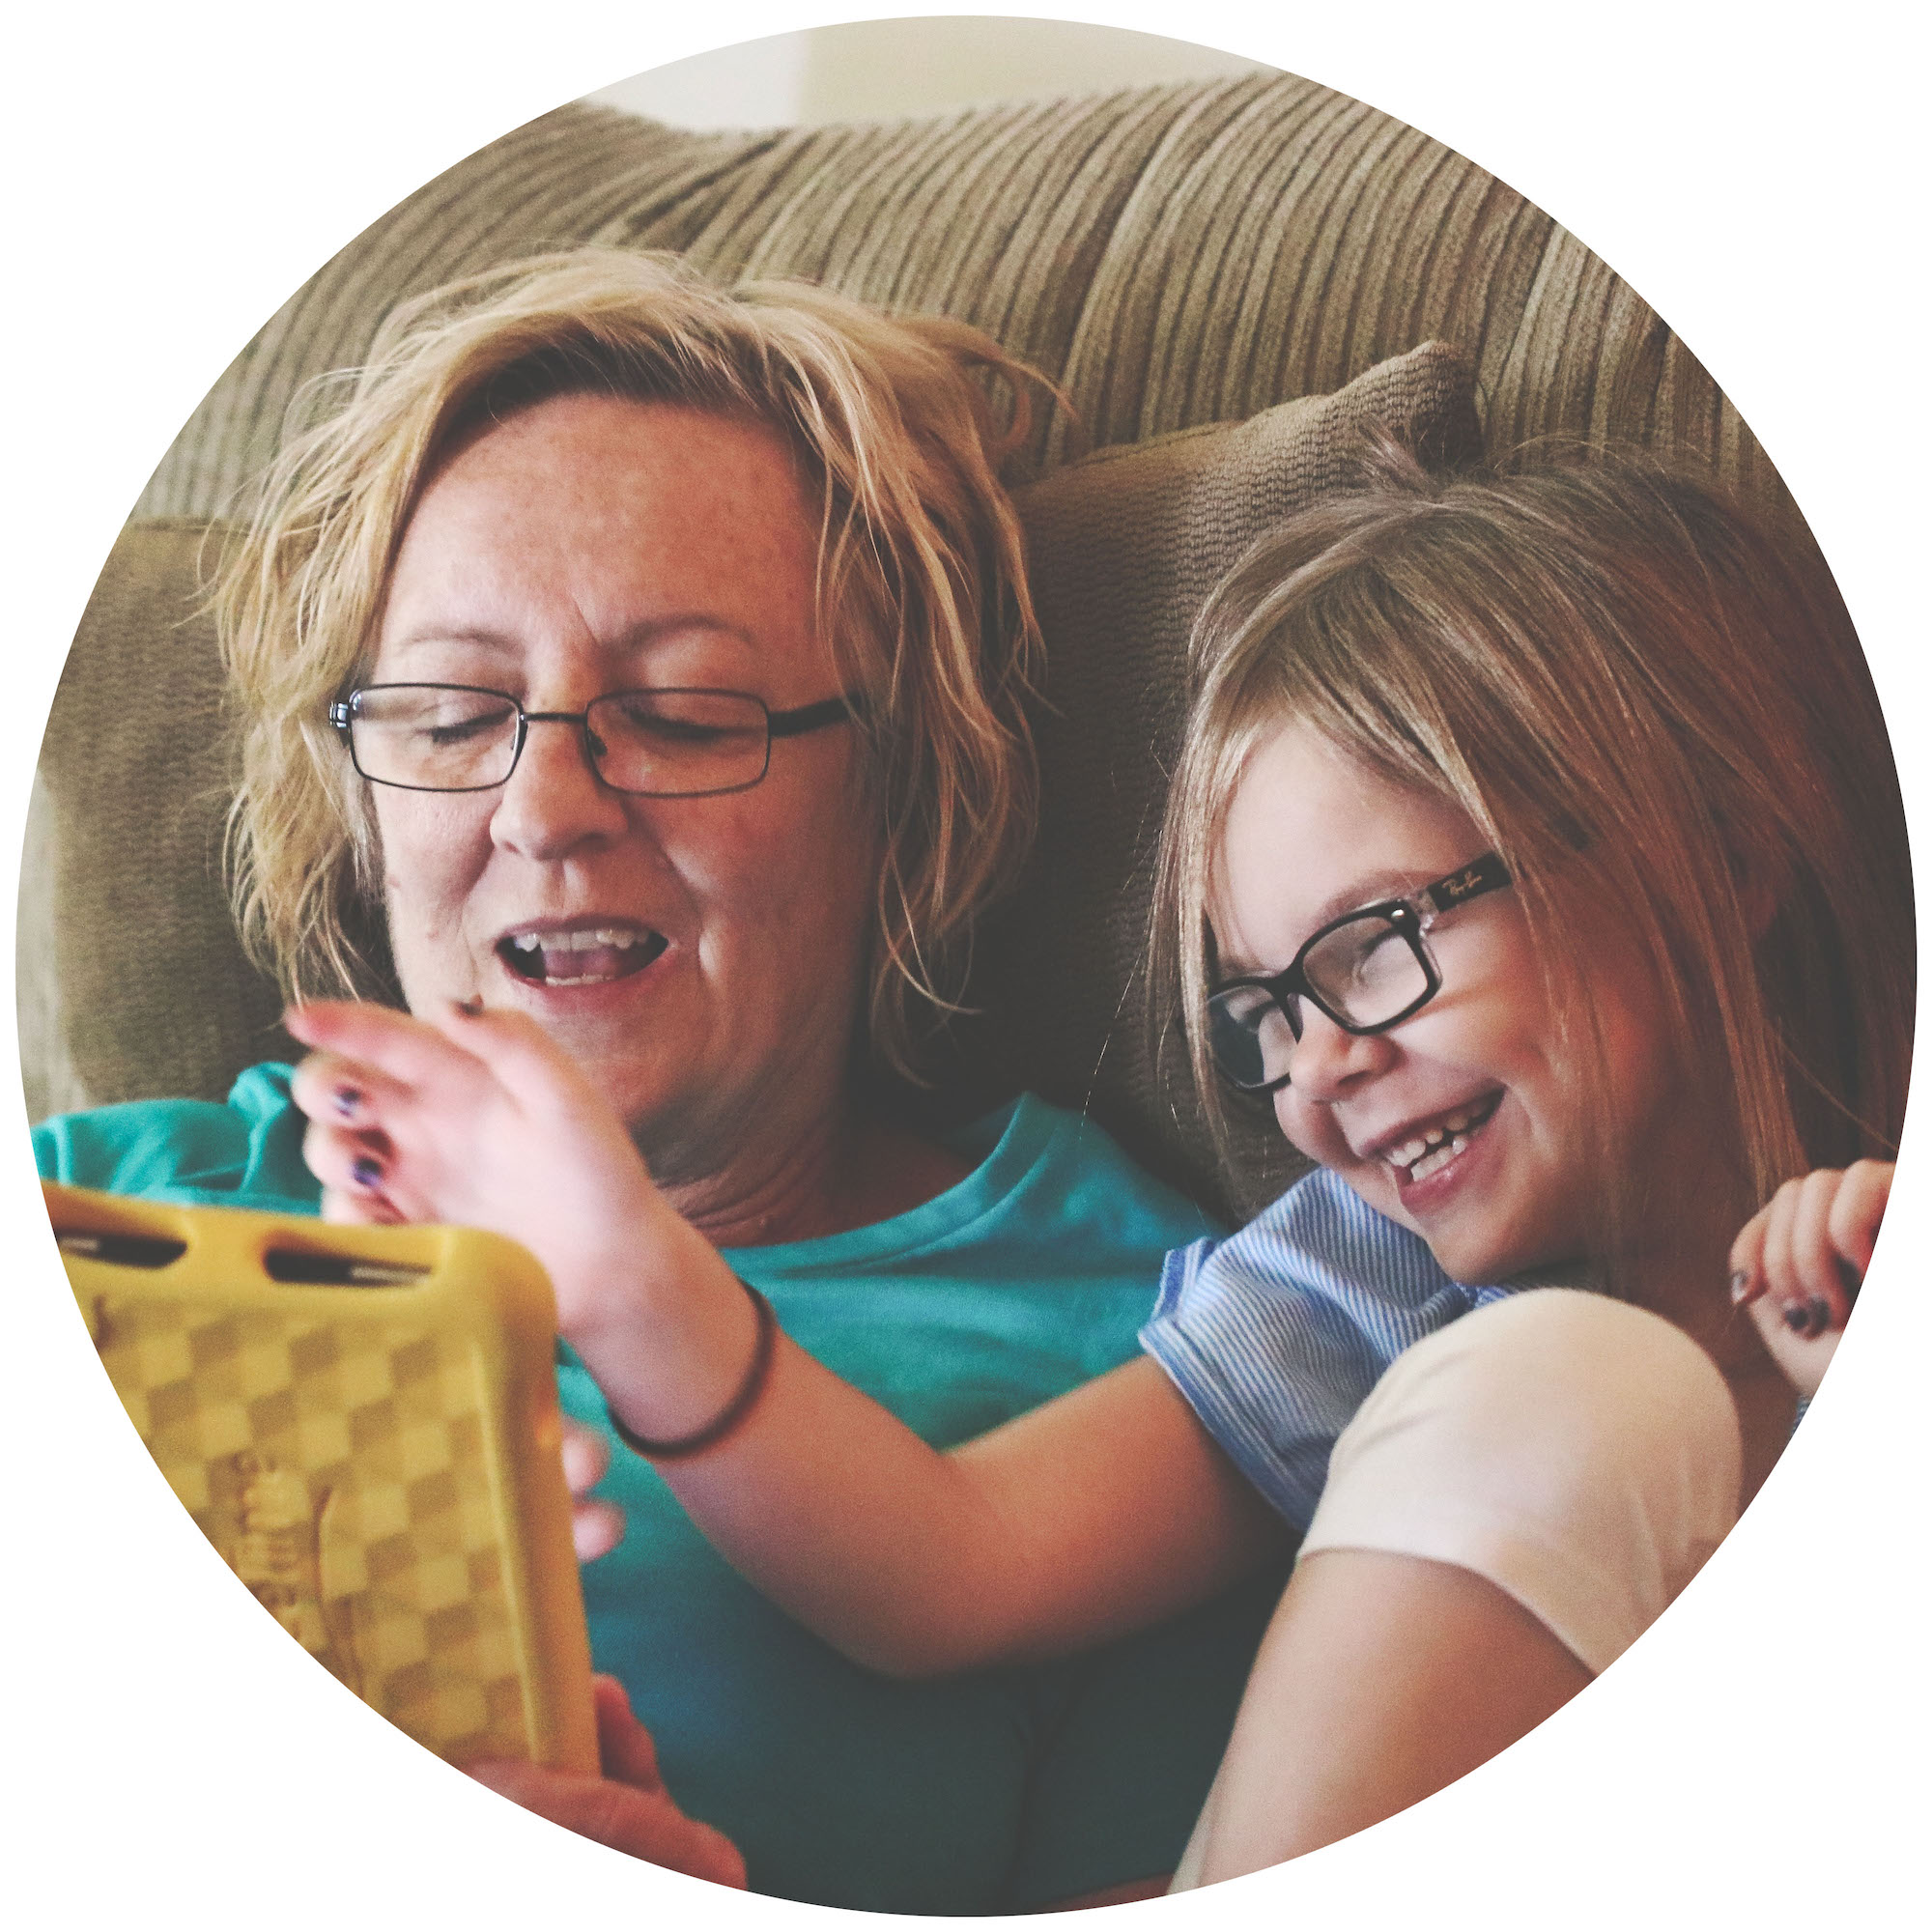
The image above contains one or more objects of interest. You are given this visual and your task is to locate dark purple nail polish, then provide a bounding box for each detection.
[1781,1301,1810,1334]
[333,1085,361,1120]
[351,1153,384,1189]
[1806,1297,1831,1338]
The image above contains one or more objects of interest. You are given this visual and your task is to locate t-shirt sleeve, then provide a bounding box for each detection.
[33,1065,319,1214]
[1140,1170,1478,1530]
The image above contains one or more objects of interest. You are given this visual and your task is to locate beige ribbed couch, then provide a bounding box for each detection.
[20,71,1808,1220]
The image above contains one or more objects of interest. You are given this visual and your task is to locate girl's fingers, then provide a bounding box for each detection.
[1827,1159,1892,1281]
[1786,1169,1850,1331]
[1728,1208,1771,1309]
[424,999,607,1122]
[1754,1179,1803,1322]
[288,1047,417,1132]
[287,999,495,1095]
[317,1181,407,1226]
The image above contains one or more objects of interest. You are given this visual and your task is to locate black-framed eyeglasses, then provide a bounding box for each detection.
[327,683,862,799]
[1206,852,1514,1094]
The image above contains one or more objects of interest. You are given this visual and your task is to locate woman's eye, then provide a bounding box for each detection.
[421,712,504,746]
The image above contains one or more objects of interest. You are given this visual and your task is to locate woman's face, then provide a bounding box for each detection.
[1211,720,1683,1285]
[366,393,878,1186]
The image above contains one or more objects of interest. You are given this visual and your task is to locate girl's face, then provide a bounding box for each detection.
[1211,720,1681,1285]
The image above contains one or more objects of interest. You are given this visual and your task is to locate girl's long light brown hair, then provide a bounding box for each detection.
[1150,440,1912,1281]
[215,248,1051,1081]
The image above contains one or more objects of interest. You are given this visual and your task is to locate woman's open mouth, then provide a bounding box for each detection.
[497,924,670,987]
[1382,1092,1504,1187]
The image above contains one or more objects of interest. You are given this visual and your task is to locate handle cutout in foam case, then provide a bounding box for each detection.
[47,1181,599,1775]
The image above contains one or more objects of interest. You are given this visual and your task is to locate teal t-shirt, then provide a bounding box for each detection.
[38,1067,1283,1914]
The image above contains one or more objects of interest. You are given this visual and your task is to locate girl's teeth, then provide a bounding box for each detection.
[1408,1135,1469,1183]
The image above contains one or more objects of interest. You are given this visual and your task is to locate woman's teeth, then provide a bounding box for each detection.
[501,927,666,985]
[1388,1098,1500,1184]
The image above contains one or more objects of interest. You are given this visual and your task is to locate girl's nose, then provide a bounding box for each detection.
[489,714,632,861]
[1280,1005,1400,1105]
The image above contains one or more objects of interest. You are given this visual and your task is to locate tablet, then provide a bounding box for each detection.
[47,1180,599,1775]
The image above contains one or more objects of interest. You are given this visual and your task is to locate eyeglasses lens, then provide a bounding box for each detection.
[1207,985,1301,1092]
[587,691,770,794]
[351,687,520,789]
[348,687,776,795]
[1208,912,1429,1092]
[1301,914,1429,1028]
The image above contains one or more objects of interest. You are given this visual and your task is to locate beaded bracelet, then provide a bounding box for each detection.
[605,1279,780,1461]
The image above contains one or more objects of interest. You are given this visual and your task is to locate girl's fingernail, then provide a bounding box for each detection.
[351,1153,384,1189]
[1781,1300,1810,1334]
[453,995,485,1017]
[1806,1296,1832,1339]
[333,1086,361,1120]
[1729,1268,1757,1306]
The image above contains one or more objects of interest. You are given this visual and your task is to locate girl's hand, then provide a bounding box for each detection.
[1729,1159,1891,1400]
[284,999,674,1347]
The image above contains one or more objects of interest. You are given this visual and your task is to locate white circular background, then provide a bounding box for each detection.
[8,7,1922,1925]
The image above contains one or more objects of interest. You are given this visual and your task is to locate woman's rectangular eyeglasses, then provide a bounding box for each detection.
[1206,852,1514,1094]
[328,683,860,799]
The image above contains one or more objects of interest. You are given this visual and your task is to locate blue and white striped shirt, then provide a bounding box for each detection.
[1140,1168,1520,1531]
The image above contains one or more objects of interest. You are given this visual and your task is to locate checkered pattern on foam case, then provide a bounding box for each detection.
[92,1293,530,1757]
[55,1186,596,1772]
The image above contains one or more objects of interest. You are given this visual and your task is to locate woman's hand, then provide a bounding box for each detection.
[1729,1159,1891,1400]
[562,1416,625,1562]
[466,1675,747,1888]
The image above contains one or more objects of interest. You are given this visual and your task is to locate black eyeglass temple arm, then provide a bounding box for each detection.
[1420,851,1512,915]
[768,695,865,737]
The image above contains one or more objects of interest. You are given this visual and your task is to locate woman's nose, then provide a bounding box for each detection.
[489,715,633,861]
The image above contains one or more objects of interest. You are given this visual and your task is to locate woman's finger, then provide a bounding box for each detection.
[573,1496,626,1564]
[592,1675,664,1790]
[559,1416,612,1494]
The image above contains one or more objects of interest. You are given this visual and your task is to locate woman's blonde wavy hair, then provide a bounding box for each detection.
[1150,441,1913,1281]
[215,248,1049,1081]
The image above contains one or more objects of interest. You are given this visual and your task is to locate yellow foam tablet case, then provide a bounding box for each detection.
[47,1181,598,1775]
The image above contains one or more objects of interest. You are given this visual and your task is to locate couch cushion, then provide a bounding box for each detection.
[132,77,1785,529]
[955,339,1484,1220]
[24,520,294,1116]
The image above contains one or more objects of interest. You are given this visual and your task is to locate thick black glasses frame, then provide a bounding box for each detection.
[1208,851,1514,1094]
[327,683,860,798]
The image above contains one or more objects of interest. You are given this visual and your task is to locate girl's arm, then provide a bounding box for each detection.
[1728,1158,1890,1401]
[285,1000,1289,1675]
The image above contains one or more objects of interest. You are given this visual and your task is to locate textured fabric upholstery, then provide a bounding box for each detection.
[136,78,1786,525]
[952,341,1484,1217]
[29,72,1804,1212]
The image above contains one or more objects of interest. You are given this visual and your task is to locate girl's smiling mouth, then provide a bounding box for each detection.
[1374,1091,1504,1188]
